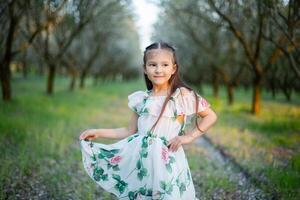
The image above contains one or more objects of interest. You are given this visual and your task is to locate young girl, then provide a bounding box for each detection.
[79,41,218,200]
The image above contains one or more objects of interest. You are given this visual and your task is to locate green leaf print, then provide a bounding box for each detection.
[109,149,120,154]
[176,177,180,186]
[93,166,108,182]
[126,186,152,200]
[146,189,152,196]
[159,136,168,146]
[136,159,142,169]
[164,155,176,173]
[91,154,96,161]
[128,191,135,200]
[112,174,121,181]
[187,169,191,181]
[179,183,187,196]
[166,163,172,173]
[172,110,178,121]
[140,167,148,176]
[135,100,149,115]
[142,137,148,148]
[98,153,105,159]
[127,134,139,142]
[107,163,112,170]
[170,96,175,102]
[175,168,191,197]
[178,129,185,136]
[112,165,120,171]
[137,167,148,181]
[112,174,128,194]
[146,130,152,136]
[99,148,119,159]
[141,107,149,114]
[133,106,138,114]
[159,180,173,194]
[139,187,147,195]
[160,181,167,190]
[178,122,185,136]
[139,148,148,158]
[143,97,147,104]
[114,181,128,194]
[169,156,176,164]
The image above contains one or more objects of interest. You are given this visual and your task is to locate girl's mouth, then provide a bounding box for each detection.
[154,76,164,78]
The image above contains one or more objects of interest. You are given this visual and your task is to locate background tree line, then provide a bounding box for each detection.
[1,0,299,116]
[152,0,300,114]
[0,0,141,100]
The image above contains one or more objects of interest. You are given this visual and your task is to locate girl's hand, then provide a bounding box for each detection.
[167,135,195,152]
[79,129,98,140]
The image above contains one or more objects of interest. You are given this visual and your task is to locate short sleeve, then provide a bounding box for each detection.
[181,90,211,116]
[127,91,147,113]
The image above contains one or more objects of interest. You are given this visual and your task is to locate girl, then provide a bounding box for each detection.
[79,41,218,200]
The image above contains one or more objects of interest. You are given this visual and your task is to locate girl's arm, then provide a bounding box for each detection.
[79,111,138,140]
[168,107,218,152]
[185,107,218,140]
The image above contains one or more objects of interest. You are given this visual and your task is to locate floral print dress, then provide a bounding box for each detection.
[80,87,211,200]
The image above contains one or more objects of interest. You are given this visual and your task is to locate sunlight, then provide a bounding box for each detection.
[132,0,160,50]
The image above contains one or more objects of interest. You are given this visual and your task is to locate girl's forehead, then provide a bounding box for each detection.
[146,49,174,61]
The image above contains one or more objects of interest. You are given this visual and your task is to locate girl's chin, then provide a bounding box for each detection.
[152,80,167,84]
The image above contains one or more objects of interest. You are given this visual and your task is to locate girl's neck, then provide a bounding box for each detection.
[151,84,171,96]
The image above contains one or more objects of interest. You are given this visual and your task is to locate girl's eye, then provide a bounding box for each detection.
[149,64,156,67]
[163,64,169,67]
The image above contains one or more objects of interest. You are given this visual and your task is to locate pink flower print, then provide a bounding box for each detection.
[137,193,143,199]
[200,97,209,108]
[161,147,170,163]
[110,155,122,164]
[152,191,162,199]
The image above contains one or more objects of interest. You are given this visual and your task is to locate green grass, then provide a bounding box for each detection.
[1,74,300,199]
[205,85,300,200]
[0,75,139,199]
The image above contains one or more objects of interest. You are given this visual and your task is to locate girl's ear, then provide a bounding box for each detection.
[172,64,177,74]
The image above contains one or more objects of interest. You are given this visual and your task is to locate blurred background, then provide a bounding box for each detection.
[0,0,299,199]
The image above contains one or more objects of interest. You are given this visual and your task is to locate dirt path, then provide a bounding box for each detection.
[191,136,274,200]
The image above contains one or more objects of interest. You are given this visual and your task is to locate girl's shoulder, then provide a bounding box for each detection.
[127,87,210,116]
[175,87,211,114]
[127,90,148,112]
[128,90,148,99]
[127,87,197,101]
[172,87,199,99]
[175,87,192,96]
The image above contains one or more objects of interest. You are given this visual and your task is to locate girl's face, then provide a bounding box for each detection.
[144,49,177,88]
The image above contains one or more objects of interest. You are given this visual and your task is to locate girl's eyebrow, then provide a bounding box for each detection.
[147,60,171,63]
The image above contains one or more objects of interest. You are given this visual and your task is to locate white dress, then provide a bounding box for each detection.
[80,87,211,200]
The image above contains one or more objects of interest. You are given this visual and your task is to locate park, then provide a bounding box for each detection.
[0,0,299,199]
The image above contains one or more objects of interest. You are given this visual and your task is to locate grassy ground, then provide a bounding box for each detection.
[204,85,300,199]
[0,74,299,199]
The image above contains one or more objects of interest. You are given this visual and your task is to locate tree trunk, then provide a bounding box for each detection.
[93,74,99,86]
[0,63,11,101]
[227,83,234,105]
[251,75,262,115]
[212,71,219,99]
[80,70,87,89]
[1,8,17,101]
[282,88,292,101]
[46,64,56,95]
[22,51,28,78]
[271,83,276,99]
[69,73,76,91]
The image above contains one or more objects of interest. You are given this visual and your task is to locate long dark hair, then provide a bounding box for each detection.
[143,41,203,133]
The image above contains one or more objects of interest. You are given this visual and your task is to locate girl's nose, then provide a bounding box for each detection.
[154,65,163,72]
